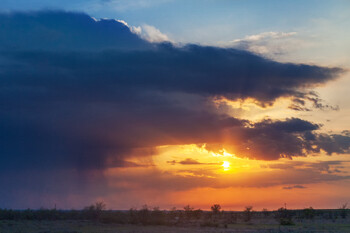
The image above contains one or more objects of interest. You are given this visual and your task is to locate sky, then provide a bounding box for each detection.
[0,0,350,211]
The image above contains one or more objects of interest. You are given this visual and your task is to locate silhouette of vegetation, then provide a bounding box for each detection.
[339,203,348,219]
[243,206,253,222]
[302,207,315,220]
[262,208,269,217]
[83,201,106,220]
[210,204,221,215]
[0,202,349,228]
[138,204,150,225]
[275,207,294,225]
[183,204,194,221]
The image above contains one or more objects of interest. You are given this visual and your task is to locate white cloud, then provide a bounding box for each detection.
[91,16,171,43]
[220,31,305,57]
[115,19,171,43]
[233,31,297,42]
[115,19,142,35]
[130,25,142,35]
[115,19,129,27]
[139,24,170,43]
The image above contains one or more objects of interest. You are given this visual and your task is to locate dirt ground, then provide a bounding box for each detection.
[1,220,350,233]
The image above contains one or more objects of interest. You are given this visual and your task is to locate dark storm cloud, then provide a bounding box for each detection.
[0,11,151,51]
[0,12,344,103]
[1,46,343,105]
[0,11,350,207]
[205,118,350,160]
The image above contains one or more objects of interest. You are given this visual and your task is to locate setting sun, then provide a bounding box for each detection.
[222,161,231,171]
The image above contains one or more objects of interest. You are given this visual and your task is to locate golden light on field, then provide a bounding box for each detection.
[222,161,231,171]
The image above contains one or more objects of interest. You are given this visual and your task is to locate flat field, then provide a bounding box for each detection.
[1,220,350,233]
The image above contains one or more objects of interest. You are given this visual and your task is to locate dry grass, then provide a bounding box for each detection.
[1,220,350,233]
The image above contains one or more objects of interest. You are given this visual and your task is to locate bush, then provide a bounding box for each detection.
[243,206,253,222]
[339,203,348,219]
[275,207,294,225]
[302,207,315,220]
[211,204,221,215]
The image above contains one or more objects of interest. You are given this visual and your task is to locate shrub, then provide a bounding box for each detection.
[339,203,348,219]
[302,207,315,220]
[211,204,221,215]
[275,207,294,225]
[243,206,253,222]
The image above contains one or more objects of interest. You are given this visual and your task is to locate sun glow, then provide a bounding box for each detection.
[153,144,267,175]
[211,149,235,157]
[222,161,231,171]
